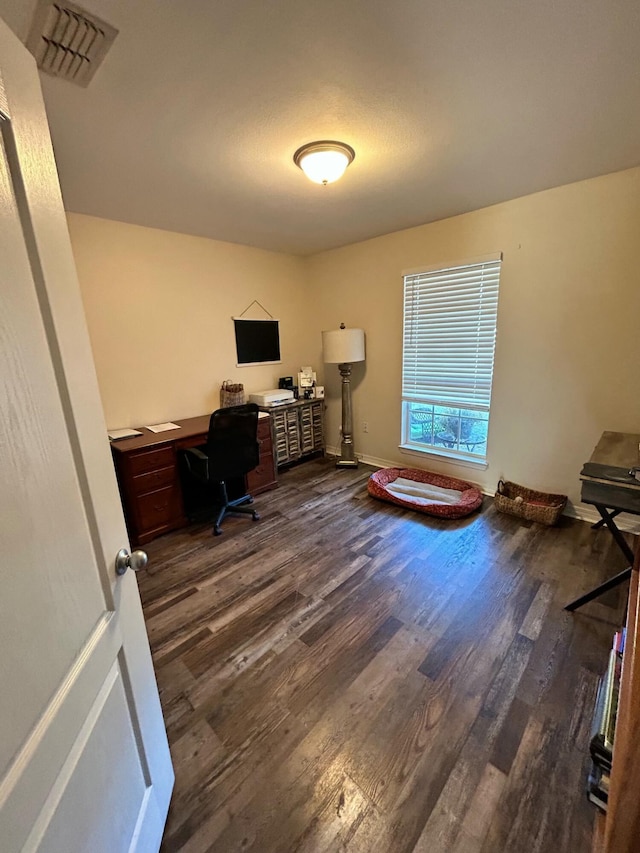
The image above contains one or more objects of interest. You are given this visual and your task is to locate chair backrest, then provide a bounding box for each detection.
[206,403,260,480]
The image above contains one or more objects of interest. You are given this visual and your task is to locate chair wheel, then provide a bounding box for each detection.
[252,512,260,521]
[213,526,222,536]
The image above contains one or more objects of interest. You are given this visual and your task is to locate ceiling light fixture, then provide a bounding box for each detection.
[293,140,355,185]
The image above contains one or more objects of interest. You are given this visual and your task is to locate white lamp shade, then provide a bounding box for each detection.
[293,141,355,185]
[322,328,365,364]
[298,149,350,184]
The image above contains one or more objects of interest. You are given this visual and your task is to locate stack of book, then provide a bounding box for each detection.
[587,629,625,811]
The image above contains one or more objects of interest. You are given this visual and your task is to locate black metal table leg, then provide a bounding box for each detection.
[565,567,632,611]
[591,508,622,530]
[565,504,635,611]
[596,505,635,563]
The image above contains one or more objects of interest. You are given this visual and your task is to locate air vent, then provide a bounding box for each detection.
[26,1,118,87]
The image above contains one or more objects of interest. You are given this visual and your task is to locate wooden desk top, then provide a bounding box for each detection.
[110,411,272,454]
[110,415,211,454]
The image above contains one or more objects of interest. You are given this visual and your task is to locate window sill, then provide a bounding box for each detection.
[398,443,489,471]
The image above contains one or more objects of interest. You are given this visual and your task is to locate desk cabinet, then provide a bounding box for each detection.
[111,413,276,545]
[267,399,325,467]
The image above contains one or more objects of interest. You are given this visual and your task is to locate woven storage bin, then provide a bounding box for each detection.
[220,380,245,408]
[494,480,567,526]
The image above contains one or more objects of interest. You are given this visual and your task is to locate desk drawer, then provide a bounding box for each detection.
[128,445,174,476]
[247,462,271,492]
[136,485,178,530]
[175,434,207,452]
[247,443,277,493]
[132,465,175,496]
[257,434,271,455]
[248,416,276,494]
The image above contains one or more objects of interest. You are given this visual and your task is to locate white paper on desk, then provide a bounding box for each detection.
[146,422,181,433]
[108,428,143,440]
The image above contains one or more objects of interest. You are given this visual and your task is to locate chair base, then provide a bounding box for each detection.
[212,493,260,536]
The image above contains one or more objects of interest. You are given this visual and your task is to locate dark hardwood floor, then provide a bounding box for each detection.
[138,458,630,853]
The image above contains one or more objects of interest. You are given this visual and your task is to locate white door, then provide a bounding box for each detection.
[0,19,174,853]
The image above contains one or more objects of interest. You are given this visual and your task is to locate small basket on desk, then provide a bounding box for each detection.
[220,380,245,408]
[494,480,567,526]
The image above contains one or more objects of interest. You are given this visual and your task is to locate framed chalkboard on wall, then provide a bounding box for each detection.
[233,318,281,366]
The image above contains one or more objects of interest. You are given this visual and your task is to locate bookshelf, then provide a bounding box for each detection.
[593,544,640,852]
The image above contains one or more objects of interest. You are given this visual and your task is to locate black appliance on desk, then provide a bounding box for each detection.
[279,376,298,399]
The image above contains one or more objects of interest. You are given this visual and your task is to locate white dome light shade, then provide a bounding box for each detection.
[293,141,355,185]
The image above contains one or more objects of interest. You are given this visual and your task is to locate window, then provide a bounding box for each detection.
[401,254,501,463]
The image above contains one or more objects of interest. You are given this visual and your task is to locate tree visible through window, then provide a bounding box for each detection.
[401,255,501,461]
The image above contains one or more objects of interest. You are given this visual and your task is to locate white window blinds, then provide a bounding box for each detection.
[402,256,501,409]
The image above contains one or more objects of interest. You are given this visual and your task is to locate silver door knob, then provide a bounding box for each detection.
[115,548,148,575]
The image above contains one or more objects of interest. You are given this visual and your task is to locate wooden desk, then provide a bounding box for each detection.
[111,413,276,545]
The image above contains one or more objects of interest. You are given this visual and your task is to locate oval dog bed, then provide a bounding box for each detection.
[368,467,482,519]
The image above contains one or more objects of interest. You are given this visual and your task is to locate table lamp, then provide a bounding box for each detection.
[322,324,366,468]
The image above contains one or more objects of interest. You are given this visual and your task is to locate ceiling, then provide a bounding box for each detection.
[1,0,640,255]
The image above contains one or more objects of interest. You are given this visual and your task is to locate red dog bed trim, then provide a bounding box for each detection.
[368,467,482,519]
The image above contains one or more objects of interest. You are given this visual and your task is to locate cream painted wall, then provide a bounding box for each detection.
[307,167,640,512]
[69,168,640,513]
[67,213,310,429]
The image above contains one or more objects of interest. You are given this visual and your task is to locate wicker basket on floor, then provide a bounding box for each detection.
[494,480,567,526]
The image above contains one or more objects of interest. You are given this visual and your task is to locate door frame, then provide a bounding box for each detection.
[0,19,173,851]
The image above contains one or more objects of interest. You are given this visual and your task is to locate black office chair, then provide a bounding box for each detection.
[181,403,261,536]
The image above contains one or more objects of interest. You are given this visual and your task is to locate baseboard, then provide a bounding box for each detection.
[326,445,399,473]
[327,445,640,535]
